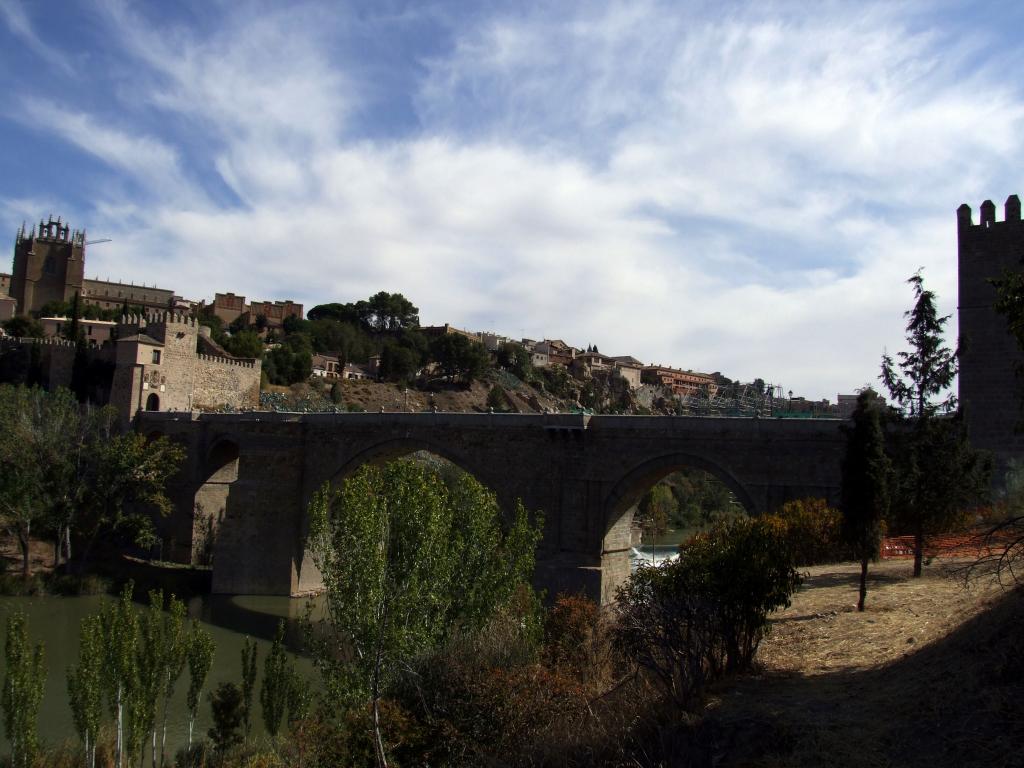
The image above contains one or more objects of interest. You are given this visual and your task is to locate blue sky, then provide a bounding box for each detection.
[2,0,1022,400]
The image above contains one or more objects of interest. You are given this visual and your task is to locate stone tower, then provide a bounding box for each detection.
[957,194,1024,481]
[10,215,86,315]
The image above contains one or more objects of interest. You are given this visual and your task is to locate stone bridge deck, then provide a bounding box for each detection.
[141,411,847,603]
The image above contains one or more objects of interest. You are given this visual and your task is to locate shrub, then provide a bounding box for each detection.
[614,518,801,710]
[765,497,853,566]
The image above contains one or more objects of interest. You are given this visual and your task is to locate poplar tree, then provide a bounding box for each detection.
[102,584,140,768]
[1,611,46,768]
[157,597,188,768]
[841,389,891,611]
[68,614,104,768]
[240,636,258,741]
[260,621,289,742]
[308,459,542,768]
[185,621,215,748]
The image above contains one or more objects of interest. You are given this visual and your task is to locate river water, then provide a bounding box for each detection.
[3,545,680,753]
[0,592,318,754]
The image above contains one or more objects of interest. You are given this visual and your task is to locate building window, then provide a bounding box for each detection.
[152,350,161,364]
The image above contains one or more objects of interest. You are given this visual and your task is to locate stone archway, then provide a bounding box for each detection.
[145,392,160,411]
[195,438,240,569]
[597,452,757,604]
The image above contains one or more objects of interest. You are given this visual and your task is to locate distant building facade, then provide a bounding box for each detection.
[210,292,303,330]
[641,365,717,397]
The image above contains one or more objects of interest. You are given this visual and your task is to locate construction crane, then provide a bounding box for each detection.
[85,238,112,245]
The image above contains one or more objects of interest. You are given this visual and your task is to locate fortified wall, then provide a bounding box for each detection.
[958,195,1024,480]
[110,312,261,423]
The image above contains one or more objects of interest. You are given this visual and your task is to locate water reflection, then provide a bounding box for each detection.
[0,593,319,752]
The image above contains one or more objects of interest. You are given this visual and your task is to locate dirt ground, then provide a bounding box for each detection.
[705,559,1024,767]
[0,535,56,575]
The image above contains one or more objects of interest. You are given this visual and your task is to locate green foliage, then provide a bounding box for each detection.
[430,334,490,385]
[308,292,419,332]
[185,621,215,747]
[240,636,258,740]
[67,614,103,768]
[635,469,744,542]
[881,271,958,419]
[2,315,45,338]
[637,485,674,539]
[486,384,514,412]
[841,389,892,610]
[378,340,418,383]
[881,272,990,575]
[614,518,801,710]
[497,342,534,382]
[208,682,244,753]
[329,381,343,405]
[307,459,542,764]
[260,621,289,741]
[100,583,139,768]
[222,330,264,359]
[1,611,46,768]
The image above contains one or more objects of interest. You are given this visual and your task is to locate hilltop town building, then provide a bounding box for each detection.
[9,216,176,316]
[39,316,117,346]
[641,365,717,397]
[210,292,303,330]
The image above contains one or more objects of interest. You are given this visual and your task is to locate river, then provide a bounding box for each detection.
[3,544,680,753]
[0,592,319,754]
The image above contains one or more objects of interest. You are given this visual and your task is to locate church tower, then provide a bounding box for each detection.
[10,215,86,315]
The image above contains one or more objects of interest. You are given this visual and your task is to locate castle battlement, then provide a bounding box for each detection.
[197,353,258,369]
[957,195,1021,231]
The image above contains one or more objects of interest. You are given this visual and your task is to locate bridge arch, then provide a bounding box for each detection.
[195,437,241,567]
[596,452,756,604]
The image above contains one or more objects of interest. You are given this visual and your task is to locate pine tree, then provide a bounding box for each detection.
[881,271,990,575]
[841,389,891,611]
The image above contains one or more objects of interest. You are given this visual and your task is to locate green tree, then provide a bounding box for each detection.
[208,682,244,754]
[68,614,104,768]
[2,316,44,338]
[102,584,140,768]
[240,636,258,741]
[379,341,418,383]
[185,621,215,748]
[259,621,289,742]
[1,611,46,768]
[156,595,188,768]
[840,389,892,611]
[430,334,490,385]
[637,484,674,540]
[881,272,990,575]
[307,460,542,768]
[223,330,264,359]
[497,342,533,381]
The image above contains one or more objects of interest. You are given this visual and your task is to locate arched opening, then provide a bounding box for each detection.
[145,392,160,411]
[600,454,754,604]
[194,439,241,567]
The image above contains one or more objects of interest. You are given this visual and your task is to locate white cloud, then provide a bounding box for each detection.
[10,1,1022,401]
[0,0,75,75]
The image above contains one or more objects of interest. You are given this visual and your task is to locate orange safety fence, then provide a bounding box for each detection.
[880,531,1019,560]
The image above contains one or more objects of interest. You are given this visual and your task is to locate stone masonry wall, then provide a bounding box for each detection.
[192,355,261,410]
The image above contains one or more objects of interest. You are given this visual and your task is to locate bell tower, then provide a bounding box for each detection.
[10,215,86,315]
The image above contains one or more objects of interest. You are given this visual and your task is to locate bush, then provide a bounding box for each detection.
[764,497,853,566]
[614,518,801,710]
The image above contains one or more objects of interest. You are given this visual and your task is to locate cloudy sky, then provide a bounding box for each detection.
[1,0,1021,400]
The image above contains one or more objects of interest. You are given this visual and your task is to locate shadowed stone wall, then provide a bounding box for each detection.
[141,411,847,603]
[958,195,1024,483]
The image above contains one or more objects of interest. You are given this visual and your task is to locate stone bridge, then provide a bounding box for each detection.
[140,411,847,604]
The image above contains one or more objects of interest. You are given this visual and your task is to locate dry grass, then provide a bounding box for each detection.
[701,559,1024,768]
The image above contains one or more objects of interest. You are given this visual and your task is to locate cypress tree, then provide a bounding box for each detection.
[68,614,104,768]
[240,636,258,741]
[841,389,891,611]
